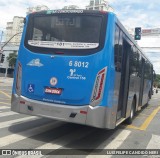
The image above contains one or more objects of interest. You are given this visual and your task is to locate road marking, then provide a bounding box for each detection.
[127,106,160,131]
[139,113,150,116]
[14,127,97,158]
[0,85,13,87]
[0,121,62,147]
[146,134,160,149]
[87,129,131,157]
[0,111,18,117]
[0,106,10,110]
[36,127,95,150]
[0,89,12,91]
[125,125,140,130]
[0,85,13,86]
[0,98,11,100]
[0,116,38,129]
[0,102,10,105]
[0,90,11,98]
[102,130,131,149]
[139,106,160,130]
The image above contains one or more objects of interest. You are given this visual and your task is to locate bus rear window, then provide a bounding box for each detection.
[25,14,106,55]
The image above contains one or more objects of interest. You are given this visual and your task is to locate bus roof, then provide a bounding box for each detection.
[29,9,111,16]
[27,9,152,65]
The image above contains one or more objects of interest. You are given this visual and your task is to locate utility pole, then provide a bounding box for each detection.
[0,32,22,78]
[0,30,4,60]
[0,32,22,52]
[0,31,3,44]
[0,32,22,60]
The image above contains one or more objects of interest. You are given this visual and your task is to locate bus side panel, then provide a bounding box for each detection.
[104,14,118,129]
[125,76,141,118]
[11,16,29,112]
[142,79,151,105]
[12,15,29,95]
[86,13,117,129]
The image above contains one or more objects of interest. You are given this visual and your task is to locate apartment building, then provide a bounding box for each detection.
[86,0,114,12]
[5,5,49,46]
[26,5,49,14]
[5,16,24,45]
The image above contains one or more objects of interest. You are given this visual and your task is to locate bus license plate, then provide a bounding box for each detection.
[45,87,62,95]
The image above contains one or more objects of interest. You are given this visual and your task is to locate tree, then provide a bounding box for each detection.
[154,74,160,88]
[7,52,17,68]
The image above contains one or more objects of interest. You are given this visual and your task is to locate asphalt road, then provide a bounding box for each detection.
[0,78,160,158]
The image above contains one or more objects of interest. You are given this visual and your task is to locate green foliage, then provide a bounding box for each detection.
[154,74,160,88]
[6,52,17,68]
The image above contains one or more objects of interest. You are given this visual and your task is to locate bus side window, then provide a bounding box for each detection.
[115,61,121,72]
[130,47,139,76]
[117,31,123,72]
[114,25,119,71]
[137,52,141,77]
[144,61,152,80]
[114,25,122,72]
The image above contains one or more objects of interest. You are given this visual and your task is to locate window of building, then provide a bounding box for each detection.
[95,0,100,5]
[90,0,94,6]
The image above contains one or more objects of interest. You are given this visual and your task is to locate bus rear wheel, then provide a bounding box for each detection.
[126,99,136,125]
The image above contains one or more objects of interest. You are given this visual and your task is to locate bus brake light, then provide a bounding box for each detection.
[90,67,107,107]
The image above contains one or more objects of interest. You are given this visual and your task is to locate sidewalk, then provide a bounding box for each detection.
[0,77,13,84]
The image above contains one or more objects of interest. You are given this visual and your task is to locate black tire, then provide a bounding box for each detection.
[126,99,136,125]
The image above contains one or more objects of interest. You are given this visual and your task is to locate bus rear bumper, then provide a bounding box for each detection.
[11,94,116,129]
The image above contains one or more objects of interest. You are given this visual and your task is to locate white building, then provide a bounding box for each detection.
[141,28,160,36]
[0,44,19,68]
[0,43,19,77]
[27,5,49,14]
[62,5,79,9]
[5,16,24,46]
[5,5,49,46]
[86,0,114,12]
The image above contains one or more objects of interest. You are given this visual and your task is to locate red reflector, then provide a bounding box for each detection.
[96,73,105,100]
[98,69,105,75]
[20,101,25,104]
[80,111,87,115]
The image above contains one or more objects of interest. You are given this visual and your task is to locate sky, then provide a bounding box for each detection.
[0,0,160,73]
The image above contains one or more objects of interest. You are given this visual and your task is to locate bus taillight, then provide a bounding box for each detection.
[15,62,22,95]
[90,67,107,107]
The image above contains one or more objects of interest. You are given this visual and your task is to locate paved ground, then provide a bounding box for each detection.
[0,77,13,84]
[0,80,160,158]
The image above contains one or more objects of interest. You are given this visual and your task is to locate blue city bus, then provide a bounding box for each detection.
[11,10,154,129]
